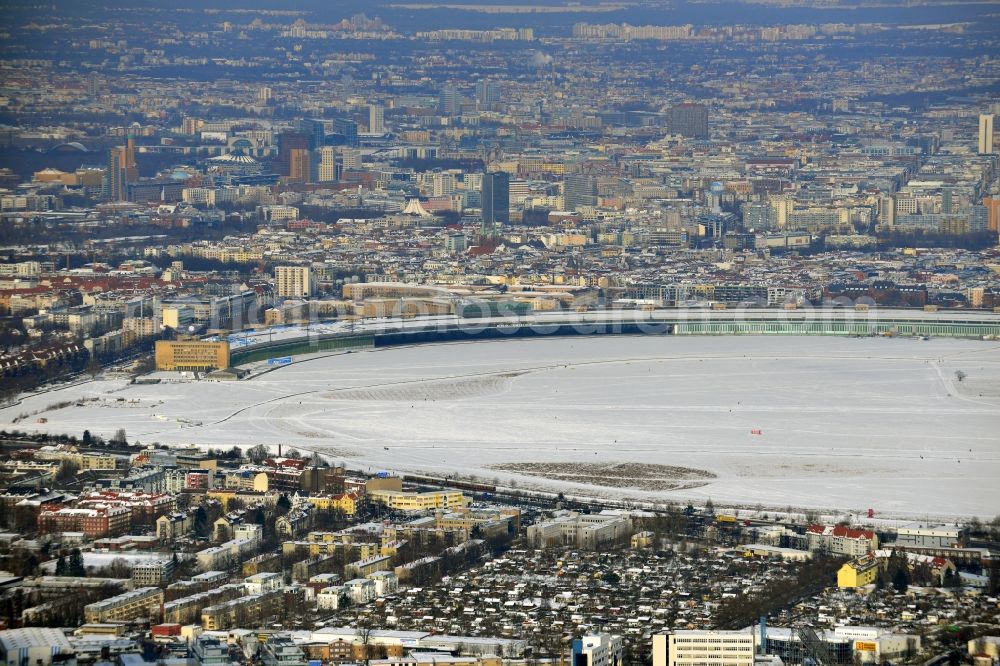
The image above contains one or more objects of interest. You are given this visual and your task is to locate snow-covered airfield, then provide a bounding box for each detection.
[3,335,999,518]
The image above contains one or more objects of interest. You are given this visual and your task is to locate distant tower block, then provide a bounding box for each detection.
[979,114,994,154]
[368,101,384,134]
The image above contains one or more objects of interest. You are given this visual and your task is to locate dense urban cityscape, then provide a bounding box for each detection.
[0,2,998,666]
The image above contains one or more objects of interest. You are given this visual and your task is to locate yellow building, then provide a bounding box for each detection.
[154,340,230,371]
[838,556,880,588]
[306,493,359,516]
[206,489,273,510]
[84,587,164,623]
[282,539,379,560]
[367,489,468,512]
[80,453,117,471]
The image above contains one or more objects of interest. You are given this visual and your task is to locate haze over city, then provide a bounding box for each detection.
[0,2,998,666]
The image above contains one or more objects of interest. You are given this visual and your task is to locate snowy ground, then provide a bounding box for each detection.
[39,550,179,573]
[2,336,999,518]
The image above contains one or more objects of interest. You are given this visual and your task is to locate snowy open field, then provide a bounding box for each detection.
[3,335,999,518]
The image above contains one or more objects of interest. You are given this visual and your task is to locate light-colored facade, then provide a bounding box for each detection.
[0,628,73,666]
[369,102,384,134]
[201,590,281,631]
[345,555,393,579]
[195,535,259,571]
[527,512,632,549]
[367,571,399,597]
[156,512,194,541]
[979,114,994,154]
[84,586,164,623]
[833,627,920,664]
[345,578,377,604]
[893,525,961,548]
[131,558,175,586]
[806,524,878,556]
[245,572,283,594]
[654,630,756,666]
[318,146,338,182]
[367,489,468,512]
[192,635,231,666]
[317,585,346,610]
[573,634,623,666]
[275,266,313,298]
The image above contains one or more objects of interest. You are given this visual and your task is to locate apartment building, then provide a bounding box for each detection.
[245,572,283,594]
[316,586,346,610]
[434,507,521,537]
[344,555,393,579]
[573,634,623,666]
[367,571,399,597]
[162,584,243,625]
[131,558,175,586]
[306,492,359,516]
[837,555,880,588]
[195,534,259,571]
[276,507,313,538]
[84,587,164,623]
[37,505,131,538]
[34,445,118,471]
[156,512,194,541]
[345,579,376,604]
[806,524,878,556]
[76,490,176,525]
[201,590,282,631]
[275,265,313,298]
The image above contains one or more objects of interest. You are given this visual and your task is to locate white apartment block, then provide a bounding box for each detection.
[345,578,376,604]
[573,634,623,666]
[367,571,399,597]
[244,572,283,594]
[316,585,346,610]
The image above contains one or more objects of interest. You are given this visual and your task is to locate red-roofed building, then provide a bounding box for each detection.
[807,523,879,556]
[76,490,176,526]
[38,505,131,538]
[265,457,307,471]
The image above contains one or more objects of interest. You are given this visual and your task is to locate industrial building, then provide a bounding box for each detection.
[0,628,74,666]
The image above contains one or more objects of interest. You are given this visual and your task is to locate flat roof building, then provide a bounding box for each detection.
[84,586,164,623]
[0,628,73,666]
[155,340,230,372]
